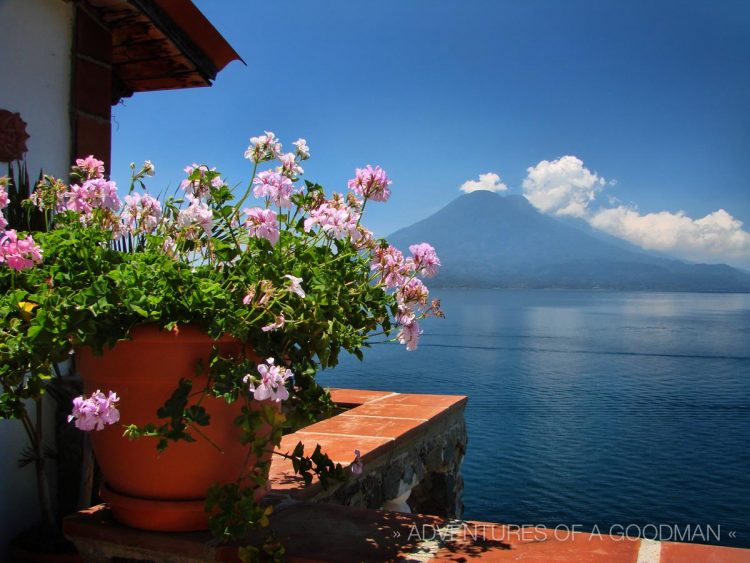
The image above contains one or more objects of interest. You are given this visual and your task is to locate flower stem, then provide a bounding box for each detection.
[234,161,259,215]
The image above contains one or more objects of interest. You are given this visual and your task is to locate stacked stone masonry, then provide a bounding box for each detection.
[267,388,468,518]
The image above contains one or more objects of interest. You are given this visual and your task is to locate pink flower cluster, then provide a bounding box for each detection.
[252,170,294,208]
[180,163,223,201]
[243,358,292,402]
[284,274,305,298]
[348,165,391,202]
[2,159,120,273]
[162,236,176,255]
[370,242,441,351]
[0,229,43,271]
[244,131,283,164]
[278,153,304,178]
[123,192,162,234]
[303,195,361,241]
[74,155,105,180]
[408,243,441,278]
[177,196,213,239]
[8,139,443,358]
[58,155,114,221]
[397,317,422,351]
[397,278,429,306]
[28,176,68,215]
[65,178,121,216]
[244,207,279,245]
[293,138,310,160]
[371,245,408,288]
[0,181,8,230]
[68,390,120,431]
[262,314,285,332]
[371,243,441,288]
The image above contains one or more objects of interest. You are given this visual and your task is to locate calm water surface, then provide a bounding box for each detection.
[317,290,750,547]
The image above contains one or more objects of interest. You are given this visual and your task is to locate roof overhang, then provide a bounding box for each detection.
[80,0,243,101]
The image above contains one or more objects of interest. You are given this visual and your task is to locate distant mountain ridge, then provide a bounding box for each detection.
[388,191,750,291]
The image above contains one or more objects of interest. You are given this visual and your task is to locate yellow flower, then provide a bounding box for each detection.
[17,301,38,321]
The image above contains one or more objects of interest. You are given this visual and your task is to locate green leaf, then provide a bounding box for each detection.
[129,304,148,317]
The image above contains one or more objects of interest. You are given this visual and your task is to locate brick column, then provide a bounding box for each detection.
[72,7,112,174]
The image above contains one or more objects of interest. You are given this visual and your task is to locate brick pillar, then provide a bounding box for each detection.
[72,7,112,174]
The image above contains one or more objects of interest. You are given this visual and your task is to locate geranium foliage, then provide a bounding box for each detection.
[0,135,443,543]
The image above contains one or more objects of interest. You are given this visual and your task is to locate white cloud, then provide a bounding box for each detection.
[522,156,606,218]
[522,155,750,268]
[460,172,508,193]
[589,206,750,265]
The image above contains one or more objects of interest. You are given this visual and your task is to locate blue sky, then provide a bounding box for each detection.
[112,0,750,268]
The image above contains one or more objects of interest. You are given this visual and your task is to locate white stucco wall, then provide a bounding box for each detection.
[0,0,74,554]
[0,0,73,178]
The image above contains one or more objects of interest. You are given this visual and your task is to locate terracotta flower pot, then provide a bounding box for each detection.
[75,324,273,532]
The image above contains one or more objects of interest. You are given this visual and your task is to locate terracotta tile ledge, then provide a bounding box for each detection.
[267,388,468,506]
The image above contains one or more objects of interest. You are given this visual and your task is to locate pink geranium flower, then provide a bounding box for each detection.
[242,287,256,305]
[68,390,120,431]
[397,278,429,306]
[304,195,361,240]
[244,207,279,246]
[278,153,304,178]
[123,192,162,234]
[262,314,285,332]
[284,274,306,298]
[409,243,441,277]
[347,165,391,202]
[177,196,213,239]
[162,236,176,255]
[65,178,121,217]
[252,170,294,208]
[0,183,8,209]
[371,245,408,288]
[0,183,7,228]
[180,163,223,201]
[397,319,421,351]
[292,138,310,160]
[74,155,105,180]
[243,358,292,402]
[244,131,283,163]
[0,230,43,271]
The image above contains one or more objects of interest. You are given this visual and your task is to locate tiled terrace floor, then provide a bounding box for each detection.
[64,389,750,562]
[64,503,750,562]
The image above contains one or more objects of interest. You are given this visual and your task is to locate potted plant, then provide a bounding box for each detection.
[1,111,84,562]
[0,133,443,546]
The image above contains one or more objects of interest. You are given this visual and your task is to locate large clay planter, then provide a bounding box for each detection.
[75,324,273,532]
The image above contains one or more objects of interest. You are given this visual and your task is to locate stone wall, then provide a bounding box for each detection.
[267,389,468,519]
[326,408,466,517]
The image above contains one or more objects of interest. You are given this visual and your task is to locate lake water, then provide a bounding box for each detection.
[317,289,750,548]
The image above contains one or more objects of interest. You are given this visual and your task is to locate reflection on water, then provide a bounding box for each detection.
[317,290,750,547]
